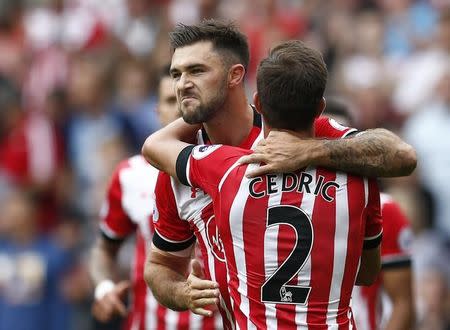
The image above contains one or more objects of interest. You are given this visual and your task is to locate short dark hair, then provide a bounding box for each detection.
[169,19,249,71]
[256,40,328,131]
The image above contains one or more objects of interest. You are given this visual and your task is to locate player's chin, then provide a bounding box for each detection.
[181,111,203,125]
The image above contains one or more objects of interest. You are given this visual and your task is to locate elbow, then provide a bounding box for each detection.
[399,143,417,176]
[141,135,158,168]
[356,271,379,286]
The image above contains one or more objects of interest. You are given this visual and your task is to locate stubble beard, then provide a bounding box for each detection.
[180,82,228,125]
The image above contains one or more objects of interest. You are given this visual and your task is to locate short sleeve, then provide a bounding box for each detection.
[99,161,136,241]
[380,195,412,269]
[176,144,251,195]
[314,116,358,139]
[363,179,383,249]
[152,172,196,252]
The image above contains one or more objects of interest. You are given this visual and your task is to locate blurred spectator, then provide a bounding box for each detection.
[0,190,74,330]
[0,1,26,84]
[377,0,437,58]
[65,55,126,216]
[402,70,450,237]
[112,58,160,153]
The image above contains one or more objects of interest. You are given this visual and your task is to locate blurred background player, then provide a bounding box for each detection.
[89,65,217,329]
[324,98,415,330]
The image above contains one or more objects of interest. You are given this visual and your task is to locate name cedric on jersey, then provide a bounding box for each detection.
[249,172,340,202]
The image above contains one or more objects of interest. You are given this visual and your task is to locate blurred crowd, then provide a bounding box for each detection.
[0,0,448,329]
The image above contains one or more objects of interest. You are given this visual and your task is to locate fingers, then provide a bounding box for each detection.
[190,296,219,317]
[108,293,128,317]
[115,280,130,299]
[188,276,219,290]
[192,306,216,317]
[92,291,128,322]
[245,165,274,178]
[238,154,266,165]
[191,288,220,300]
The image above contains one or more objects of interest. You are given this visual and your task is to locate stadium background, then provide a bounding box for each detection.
[0,0,448,329]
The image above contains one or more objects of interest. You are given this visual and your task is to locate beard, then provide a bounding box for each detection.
[180,81,228,124]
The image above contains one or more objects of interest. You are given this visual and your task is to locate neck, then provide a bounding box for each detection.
[203,88,254,146]
[263,121,314,139]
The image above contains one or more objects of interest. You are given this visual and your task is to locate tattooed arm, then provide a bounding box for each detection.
[240,128,417,178]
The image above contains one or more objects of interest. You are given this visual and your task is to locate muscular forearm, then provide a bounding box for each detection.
[144,261,189,311]
[89,239,120,285]
[142,118,200,175]
[146,265,189,311]
[318,128,417,177]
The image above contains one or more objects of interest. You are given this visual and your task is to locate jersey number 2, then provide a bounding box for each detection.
[261,205,313,305]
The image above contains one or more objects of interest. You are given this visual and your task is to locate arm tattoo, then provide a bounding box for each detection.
[322,129,416,177]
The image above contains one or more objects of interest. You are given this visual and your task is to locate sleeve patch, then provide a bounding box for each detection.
[398,227,413,253]
[191,145,222,160]
[329,118,350,131]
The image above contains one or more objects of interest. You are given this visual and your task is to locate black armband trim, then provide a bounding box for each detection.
[382,258,412,270]
[152,231,196,252]
[343,129,360,138]
[100,230,125,244]
[363,233,382,249]
[176,145,195,186]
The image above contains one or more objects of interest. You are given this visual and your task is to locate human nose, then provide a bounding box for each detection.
[176,73,193,92]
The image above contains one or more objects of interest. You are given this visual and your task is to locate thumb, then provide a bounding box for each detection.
[191,259,204,279]
[115,280,130,298]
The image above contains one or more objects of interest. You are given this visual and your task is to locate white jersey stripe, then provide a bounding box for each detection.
[296,167,317,328]
[165,309,179,330]
[145,292,158,330]
[265,174,283,330]
[326,172,349,326]
[194,216,235,328]
[189,311,205,329]
[229,164,258,330]
[364,178,369,207]
[219,159,243,192]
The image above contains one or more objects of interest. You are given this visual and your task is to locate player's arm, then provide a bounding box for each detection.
[145,246,219,317]
[142,118,200,178]
[356,179,383,286]
[380,197,415,330]
[89,166,134,322]
[355,245,381,286]
[90,237,130,322]
[382,267,414,330]
[240,127,417,178]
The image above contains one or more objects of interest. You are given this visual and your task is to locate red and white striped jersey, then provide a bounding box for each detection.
[352,193,413,330]
[99,155,217,330]
[152,113,358,329]
[175,142,382,330]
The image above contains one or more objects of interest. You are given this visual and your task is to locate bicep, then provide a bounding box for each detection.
[356,245,381,286]
[383,267,413,303]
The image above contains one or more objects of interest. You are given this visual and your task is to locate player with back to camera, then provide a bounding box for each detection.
[324,99,415,330]
[142,19,416,329]
[89,64,220,329]
[144,40,386,329]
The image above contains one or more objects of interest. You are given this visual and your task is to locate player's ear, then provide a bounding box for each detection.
[228,64,245,88]
[316,97,326,118]
[253,92,263,114]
